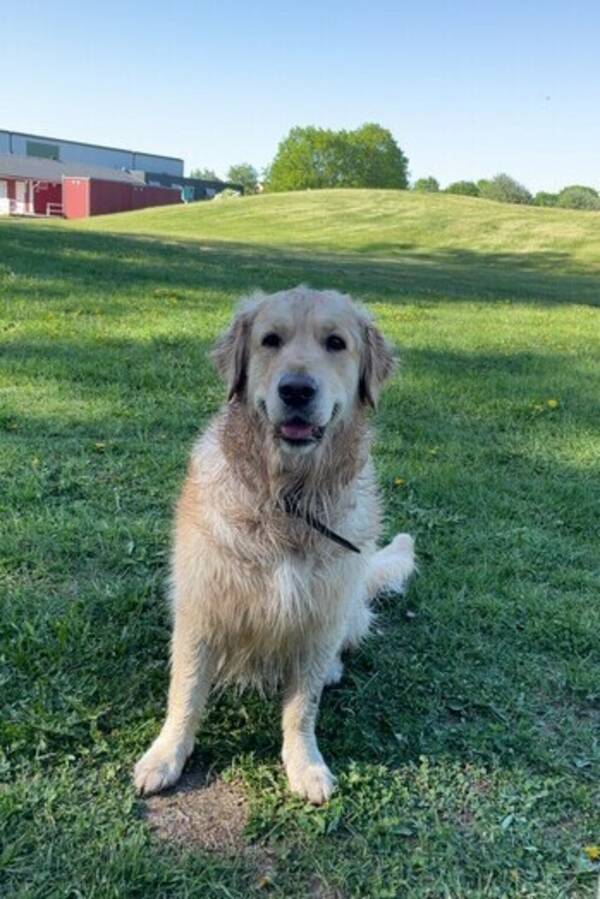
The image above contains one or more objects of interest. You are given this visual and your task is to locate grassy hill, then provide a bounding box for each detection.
[81,189,600,268]
[1,191,599,897]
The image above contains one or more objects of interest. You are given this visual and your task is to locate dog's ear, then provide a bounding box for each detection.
[359,320,396,408]
[212,307,255,401]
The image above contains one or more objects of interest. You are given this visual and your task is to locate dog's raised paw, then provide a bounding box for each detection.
[133,740,188,795]
[368,532,416,598]
[389,532,415,559]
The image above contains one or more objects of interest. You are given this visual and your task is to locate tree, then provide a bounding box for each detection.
[413,176,439,192]
[557,185,600,210]
[265,124,408,192]
[227,163,259,194]
[264,127,339,192]
[347,123,409,189]
[445,180,480,197]
[189,167,221,181]
[478,173,532,205]
[533,191,558,207]
[267,126,351,191]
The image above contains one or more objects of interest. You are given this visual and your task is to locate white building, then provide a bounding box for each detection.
[0,129,183,178]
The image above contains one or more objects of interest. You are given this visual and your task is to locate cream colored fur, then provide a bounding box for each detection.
[134,287,415,804]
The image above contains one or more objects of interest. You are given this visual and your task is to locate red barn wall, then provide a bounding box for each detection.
[89,179,132,216]
[62,178,180,218]
[33,182,62,215]
[133,185,180,209]
[132,185,148,209]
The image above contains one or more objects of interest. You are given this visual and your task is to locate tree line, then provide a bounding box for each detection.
[413,173,600,210]
[190,124,408,195]
[190,124,600,210]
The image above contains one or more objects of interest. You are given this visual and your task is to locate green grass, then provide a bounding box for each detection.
[1,189,599,897]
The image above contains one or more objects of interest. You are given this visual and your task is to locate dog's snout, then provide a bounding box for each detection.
[278,373,317,408]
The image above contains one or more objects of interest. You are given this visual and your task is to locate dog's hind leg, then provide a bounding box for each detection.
[134,617,215,795]
[329,536,416,686]
[365,533,416,600]
[324,653,345,686]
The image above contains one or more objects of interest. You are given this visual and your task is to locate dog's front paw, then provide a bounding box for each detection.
[133,737,190,795]
[286,760,336,805]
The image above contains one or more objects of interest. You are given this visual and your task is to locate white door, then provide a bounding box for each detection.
[14,181,27,214]
[0,180,8,215]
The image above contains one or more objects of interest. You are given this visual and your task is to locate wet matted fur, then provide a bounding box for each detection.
[134,286,416,804]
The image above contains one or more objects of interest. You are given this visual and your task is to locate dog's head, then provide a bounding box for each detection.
[213,287,395,456]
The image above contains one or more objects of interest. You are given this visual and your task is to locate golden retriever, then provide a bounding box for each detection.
[134,286,415,804]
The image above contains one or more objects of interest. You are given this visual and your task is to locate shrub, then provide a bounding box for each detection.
[189,167,220,181]
[413,177,439,192]
[534,191,559,207]
[212,188,241,200]
[557,185,600,210]
[227,163,259,195]
[478,173,532,205]
[445,180,480,197]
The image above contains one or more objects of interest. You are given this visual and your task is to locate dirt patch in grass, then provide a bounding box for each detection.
[309,877,347,899]
[143,767,248,854]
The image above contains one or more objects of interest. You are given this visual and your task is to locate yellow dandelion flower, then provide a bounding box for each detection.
[394,477,405,487]
[584,845,600,862]
[546,399,559,409]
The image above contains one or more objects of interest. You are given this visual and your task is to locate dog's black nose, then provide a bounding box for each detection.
[278,374,317,407]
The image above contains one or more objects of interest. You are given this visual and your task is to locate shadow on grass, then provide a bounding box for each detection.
[3,337,599,437]
[1,218,599,306]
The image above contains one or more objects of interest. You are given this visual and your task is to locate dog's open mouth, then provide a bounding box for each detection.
[276,417,325,445]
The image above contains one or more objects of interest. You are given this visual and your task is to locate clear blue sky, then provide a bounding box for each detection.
[2,1,599,192]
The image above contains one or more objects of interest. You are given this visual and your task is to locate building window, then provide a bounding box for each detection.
[27,141,60,161]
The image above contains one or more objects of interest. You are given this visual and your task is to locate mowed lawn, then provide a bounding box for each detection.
[1,190,599,898]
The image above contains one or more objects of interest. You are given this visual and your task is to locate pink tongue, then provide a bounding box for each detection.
[281,421,314,440]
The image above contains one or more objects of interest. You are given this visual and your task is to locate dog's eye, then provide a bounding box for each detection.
[326,335,346,352]
[262,333,282,348]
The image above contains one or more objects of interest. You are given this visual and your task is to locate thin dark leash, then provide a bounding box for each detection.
[282,495,361,554]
